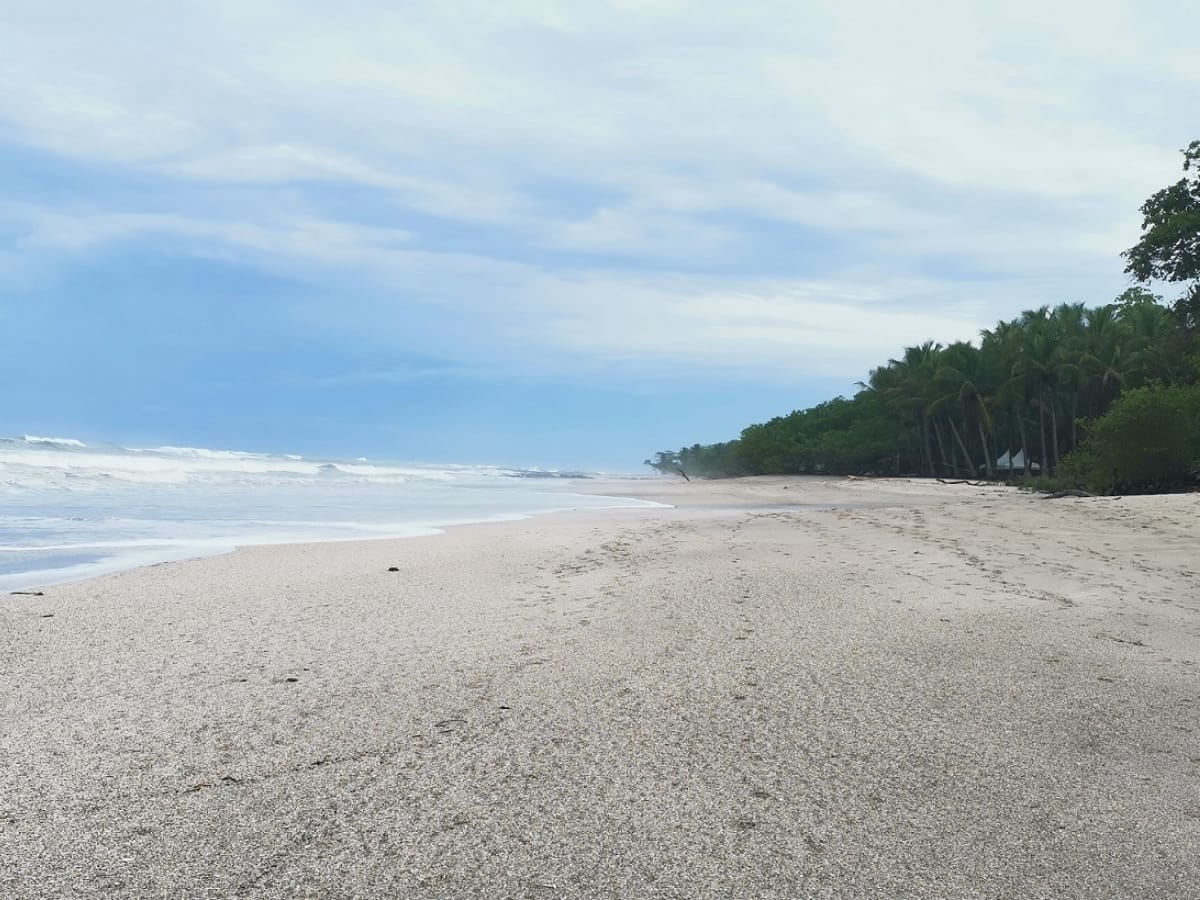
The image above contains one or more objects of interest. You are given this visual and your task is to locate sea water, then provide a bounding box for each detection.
[0,436,662,592]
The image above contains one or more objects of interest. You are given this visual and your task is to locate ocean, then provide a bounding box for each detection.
[0,436,662,592]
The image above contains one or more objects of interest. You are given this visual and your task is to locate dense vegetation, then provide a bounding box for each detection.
[646,142,1200,493]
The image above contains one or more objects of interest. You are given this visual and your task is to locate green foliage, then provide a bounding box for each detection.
[642,450,678,474]
[733,394,903,476]
[646,292,1197,483]
[1015,473,1086,493]
[1056,385,1200,493]
[677,441,746,478]
[1124,141,1200,331]
[646,141,1200,490]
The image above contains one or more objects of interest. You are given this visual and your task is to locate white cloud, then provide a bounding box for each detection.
[165,144,534,226]
[15,209,413,266]
[0,0,1195,382]
[516,275,988,379]
[548,206,742,259]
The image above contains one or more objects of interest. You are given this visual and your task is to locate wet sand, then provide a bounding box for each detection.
[3,477,1199,898]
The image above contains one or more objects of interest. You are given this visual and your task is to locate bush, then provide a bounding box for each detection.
[1016,473,1086,493]
[1058,384,1200,493]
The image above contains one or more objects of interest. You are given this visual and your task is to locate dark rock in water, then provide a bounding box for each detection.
[387,566,400,572]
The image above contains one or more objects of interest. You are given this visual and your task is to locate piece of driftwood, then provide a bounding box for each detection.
[1040,488,1097,499]
[936,478,991,486]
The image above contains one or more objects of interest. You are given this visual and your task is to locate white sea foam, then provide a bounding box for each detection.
[19,435,88,448]
[0,438,525,490]
[0,436,659,591]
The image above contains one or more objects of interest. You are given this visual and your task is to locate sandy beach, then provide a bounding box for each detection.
[3,476,1199,899]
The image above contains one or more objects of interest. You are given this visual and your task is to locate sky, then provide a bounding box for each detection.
[2,0,1197,470]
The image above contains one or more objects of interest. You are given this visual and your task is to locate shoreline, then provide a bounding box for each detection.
[0,484,671,595]
[4,477,1199,897]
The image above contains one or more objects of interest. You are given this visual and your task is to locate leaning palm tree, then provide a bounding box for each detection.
[933,341,995,478]
[877,342,943,475]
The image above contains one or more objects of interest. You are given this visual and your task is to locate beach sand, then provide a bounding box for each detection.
[3,476,1199,898]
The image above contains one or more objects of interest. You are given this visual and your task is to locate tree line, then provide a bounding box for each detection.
[646,141,1200,493]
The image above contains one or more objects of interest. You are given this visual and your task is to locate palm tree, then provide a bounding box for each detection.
[875,342,943,475]
[1120,296,1178,387]
[1079,304,1128,425]
[933,341,995,478]
[1013,308,1059,472]
[982,320,1033,476]
[1052,302,1090,453]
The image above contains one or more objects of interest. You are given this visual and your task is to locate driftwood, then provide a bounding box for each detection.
[1040,488,1097,499]
[936,478,991,486]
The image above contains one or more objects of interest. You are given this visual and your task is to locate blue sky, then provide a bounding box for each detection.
[2,1,1196,469]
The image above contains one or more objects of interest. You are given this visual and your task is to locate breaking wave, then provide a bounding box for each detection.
[18,435,88,449]
[0,436,594,491]
[0,436,659,591]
